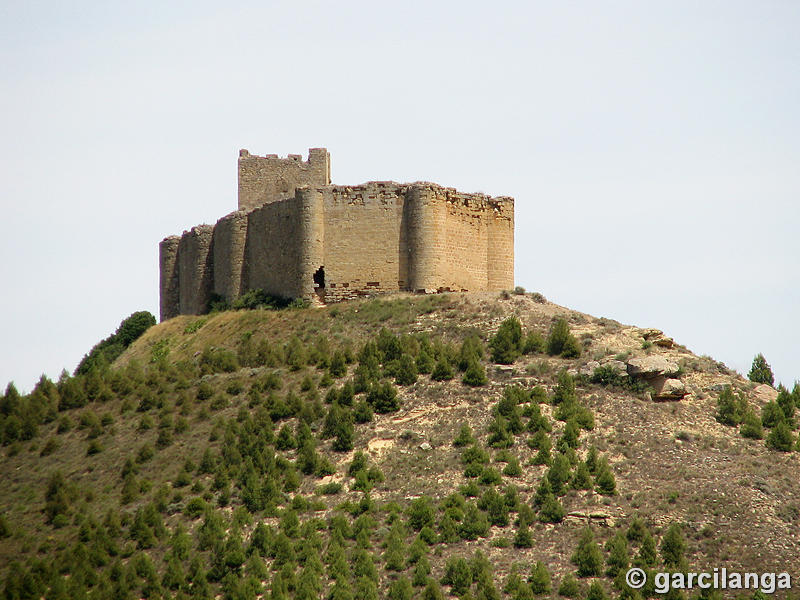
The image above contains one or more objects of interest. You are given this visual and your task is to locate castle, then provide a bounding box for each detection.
[158,148,514,321]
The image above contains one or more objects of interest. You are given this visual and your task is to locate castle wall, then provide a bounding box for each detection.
[159,236,181,321]
[177,225,214,315]
[245,196,306,299]
[213,211,248,302]
[487,198,515,291]
[321,183,407,302]
[238,148,330,212]
[423,188,486,292]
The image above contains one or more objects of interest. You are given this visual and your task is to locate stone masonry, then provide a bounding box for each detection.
[159,148,514,320]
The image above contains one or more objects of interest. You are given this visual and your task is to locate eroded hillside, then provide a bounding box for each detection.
[0,292,797,599]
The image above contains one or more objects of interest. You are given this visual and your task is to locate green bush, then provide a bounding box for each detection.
[716,386,747,426]
[571,527,603,577]
[766,422,795,452]
[442,557,472,596]
[395,354,419,386]
[318,482,343,495]
[546,318,581,358]
[462,360,488,387]
[740,410,764,440]
[75,311,156,375]
[366,382,400,413]
[522,331,545,355]
[748,353,774,385]
[558,573,580,597]
[660,523,686,568]
[452,424,475,447]
[430,358,455,381]
[490,316,523,364]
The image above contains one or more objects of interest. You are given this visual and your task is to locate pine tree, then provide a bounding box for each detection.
[748,353,774,385]
[660,523,686,568]
[513,522,533,548]
[766,421,794,452]
[586,580,609,600]
[395,354,419,386]
[594,457,616,495]
[430,357,455,381]
[715,386,746,426]
[463,359,488,387]
[739,409,764,440]
[528,561,552,594]
[558,573,580,598]
[453,424,475,447]
[571,462,593,490]
[490,316,524,364]
[547,319,581,358]
[571,527,603,577]
[634,530,658,568]
[605,530,629,576]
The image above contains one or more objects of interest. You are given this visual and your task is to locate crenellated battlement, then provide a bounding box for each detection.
[159,148,514,319]
[237,147,330,212]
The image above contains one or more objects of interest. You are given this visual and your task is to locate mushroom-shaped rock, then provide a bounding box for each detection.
[652,377,687,400]
[627,356,680,379]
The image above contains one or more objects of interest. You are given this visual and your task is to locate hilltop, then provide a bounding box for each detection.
[0,291,798,599]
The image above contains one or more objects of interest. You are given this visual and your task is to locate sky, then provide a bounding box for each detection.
[1,0,798,392]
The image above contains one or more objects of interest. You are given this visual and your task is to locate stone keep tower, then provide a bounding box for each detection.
[159,148,514,321]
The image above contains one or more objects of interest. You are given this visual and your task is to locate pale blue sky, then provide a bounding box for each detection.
[1,1,798,392]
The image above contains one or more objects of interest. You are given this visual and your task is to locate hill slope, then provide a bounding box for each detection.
[0,292,798,599]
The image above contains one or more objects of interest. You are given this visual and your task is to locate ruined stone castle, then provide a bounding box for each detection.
[158,148,514,321]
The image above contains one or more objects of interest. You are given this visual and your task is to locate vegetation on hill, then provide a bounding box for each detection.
[0,292,798,600]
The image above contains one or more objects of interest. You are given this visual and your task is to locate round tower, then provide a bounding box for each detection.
[296,187,325,301]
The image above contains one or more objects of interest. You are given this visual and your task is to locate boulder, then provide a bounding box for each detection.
[627,356,680,379]
[600,360,628,375]
[750,384,778,405]
[652,377,686,400]
[640,328,674,348]
[579,361,601,377]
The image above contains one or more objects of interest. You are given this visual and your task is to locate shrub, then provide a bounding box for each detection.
[75,311,156,375]
[453,424,475,447]
[740,410,764,440]
[766,422,795,452]
[716,386,747,426]
[522,331,545,354]
[319,482,343,495]
[408,497,436,531]
[546,318,581,358]
[395,354,419,386]
[366,382,400,413]
[462,360,487,387]
[442,557,472,596]
[594,457,616,495]
[660,523,686,568]
[558,573,580,598]
[490,316,523,364]
[529,561,551,595]
[748,353,774,385]
[571,527,603,577]
[762,400,785,428]
[586,581,609,600]
[430,358,455,381]
[353,399,373,423]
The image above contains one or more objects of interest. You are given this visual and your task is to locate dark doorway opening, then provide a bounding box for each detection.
[313,266,325,288]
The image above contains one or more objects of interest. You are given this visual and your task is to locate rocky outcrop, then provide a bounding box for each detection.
[750,384,778,406]
[627,356,681,378]
[640,328,675,348]
[652,377,686,400]
[627,356,686,400]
